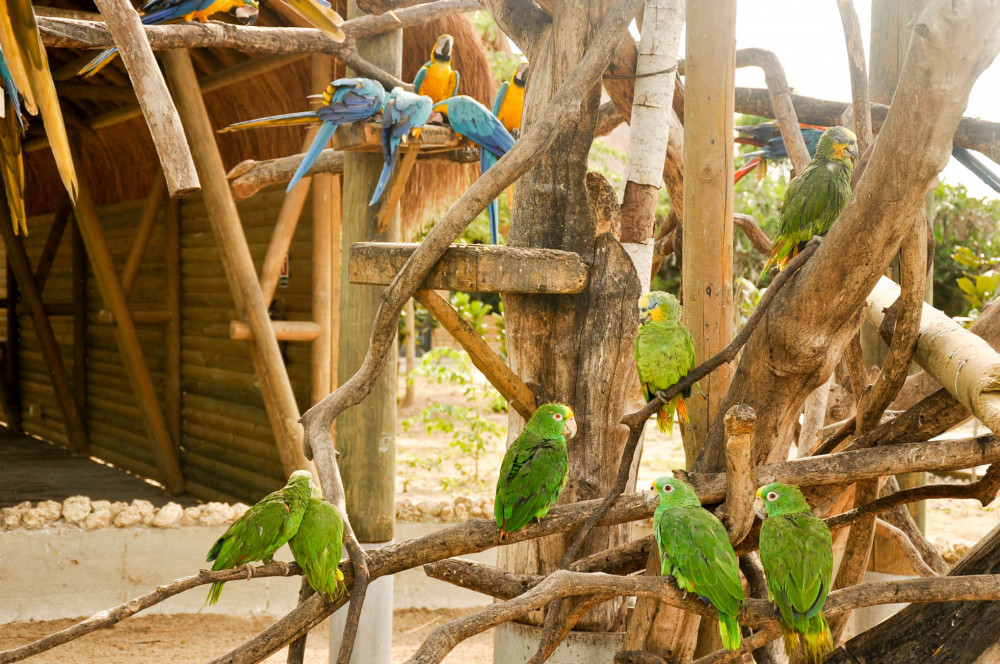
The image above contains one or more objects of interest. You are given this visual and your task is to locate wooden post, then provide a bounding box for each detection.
[402,298,416,407]
[682,0,736,464]
[34,196,72,293]
[122,170,167,297]
[91,0,200,196]
[72,216,87,416]
[312,55,334,405]
[161,48,312,476]
[71,169,184,493]
[337,0,400,545]
[4,257,21,432]
[165,197,182,450]
[0,187,88,454]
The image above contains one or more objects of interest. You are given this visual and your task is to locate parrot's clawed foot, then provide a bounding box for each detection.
[274,560,291,575]
[807,235,825,246]
[241,563,256,580]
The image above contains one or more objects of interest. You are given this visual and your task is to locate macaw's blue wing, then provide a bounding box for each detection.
[492,80,508,117]
[952,146,1000,194]
[140,0,207,23]
[412,64,428,94]
[287,122,337,193]
[370,89,432,206]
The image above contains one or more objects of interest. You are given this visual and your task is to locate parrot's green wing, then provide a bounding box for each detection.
[495,429,568,536]
[653,506,745,650]
[635,319,696,434]
[759,512,834,663]
[205,481,311,605]
[288,497,346,600]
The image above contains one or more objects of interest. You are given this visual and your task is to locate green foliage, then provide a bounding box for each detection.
[933,182,1000,318]
[733,277,764,330]
[402,348,507,488]
[461,192,512,245]
[451,291,493,336]
[588,138,628,195]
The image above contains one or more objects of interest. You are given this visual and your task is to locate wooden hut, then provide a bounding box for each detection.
[5,3,496,503]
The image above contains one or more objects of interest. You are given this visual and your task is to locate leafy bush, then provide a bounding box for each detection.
[933,182,1000,318]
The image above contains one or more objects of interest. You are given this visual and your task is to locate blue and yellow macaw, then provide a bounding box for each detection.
[413,34,459,105]
[434,95,516,244]
[734,121,824,184]
[0,0,77,205]
[370,87,434,206]
[493,62,527,139]
[220,77,387,193]
[0,48,27,234]
[79,0,260,77]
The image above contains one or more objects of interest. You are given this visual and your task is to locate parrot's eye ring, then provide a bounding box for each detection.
[766,491,778,501]
[664,485,673,492]
[553,413,563,421]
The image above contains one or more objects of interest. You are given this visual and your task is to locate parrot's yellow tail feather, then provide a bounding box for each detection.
[676,396,689,424]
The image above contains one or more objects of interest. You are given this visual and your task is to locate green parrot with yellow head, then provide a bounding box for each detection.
[635,291,696,435]
[756,482,834,664]
[651,476,745,651]
[763,125,858,273]
[495,403,576,540]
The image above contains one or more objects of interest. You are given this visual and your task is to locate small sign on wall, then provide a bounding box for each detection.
[279,254,290,288]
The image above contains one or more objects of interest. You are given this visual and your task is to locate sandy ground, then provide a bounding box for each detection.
[0,610,493,664]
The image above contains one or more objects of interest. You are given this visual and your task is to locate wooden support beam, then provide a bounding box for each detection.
[331,120,461,154]
[96,309,171,325]
[72,219,87,416]
[34,196,72,293]
[16,302,75,316]
[162,48,312,476]
[165,197,181,449]
[348,242,590,293]
[312,54,334,403]
[230,320,322,341]
[416,289,536,421]
[259,126,322,307]
[3,259,20,432]
[122,171,167,297]
[91,0,199,196]
[71,166,184,493]
[0,188,88,454]
[55,81,137,103]
[372,145,419,233]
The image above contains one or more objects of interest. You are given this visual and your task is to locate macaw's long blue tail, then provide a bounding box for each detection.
[370,143,399,206]
[287,121,337,193]
[219,111,318,133]
[953,146,1000,194]
[482,148,499,244]
[79,48,119,77]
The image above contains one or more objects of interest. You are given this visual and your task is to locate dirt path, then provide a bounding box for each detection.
[0,610,493,664]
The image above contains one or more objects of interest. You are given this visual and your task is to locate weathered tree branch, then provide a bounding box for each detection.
[835,0,874,151]
[733,87,1000,165]
[733,213,772,255]
[875,518,938,578]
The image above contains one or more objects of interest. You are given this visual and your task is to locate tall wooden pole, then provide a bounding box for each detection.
[312,55,334,405]
[72,216,87,416]
[165,197,182,450]
[336,1,400,545]
[682,0,736,464]
[71,169,183,492]
[161,48,313,477]
[0,187,89,454]
[5,257,21,432]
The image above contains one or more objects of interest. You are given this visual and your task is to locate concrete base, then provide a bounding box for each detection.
[328,540,393,664]
[494,622,625,664]
[0,523,495,622]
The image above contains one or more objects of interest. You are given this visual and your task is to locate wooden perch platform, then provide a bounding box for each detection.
[349,242,590,294]
[331,121,465,155]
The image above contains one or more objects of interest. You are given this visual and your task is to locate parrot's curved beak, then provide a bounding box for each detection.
[232,4,258,25]
[639,308,651,325]
[563,415,578,440]
[753,490,766,520]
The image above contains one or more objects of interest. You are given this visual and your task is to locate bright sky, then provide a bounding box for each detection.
[629,1,1000,199]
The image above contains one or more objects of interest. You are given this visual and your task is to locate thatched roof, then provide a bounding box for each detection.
[25,2,497,230]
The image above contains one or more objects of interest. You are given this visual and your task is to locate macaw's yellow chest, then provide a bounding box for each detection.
[497,84,525,133]
[183,0,242,22]
[417,63,456,105]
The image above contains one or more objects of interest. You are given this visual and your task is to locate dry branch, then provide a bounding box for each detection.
[835,0,874,151]
[723,405,756,543]
[0,562,301,663]
[733,87,1000,164]
[733,213,772,255]
[875,518,937,578]
[227,150,344,200]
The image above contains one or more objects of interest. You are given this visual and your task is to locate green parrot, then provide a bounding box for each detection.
[288,496,346,600]
[635,291,696,435]
[756,482,834,664]
[651,476,745,651]
[205,469,313,605]
[495,403,576,540]
[763,125,858,273]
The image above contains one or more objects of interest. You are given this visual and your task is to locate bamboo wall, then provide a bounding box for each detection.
[13,188,315,503]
